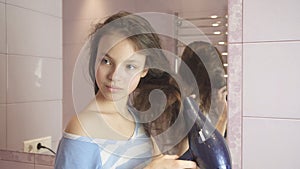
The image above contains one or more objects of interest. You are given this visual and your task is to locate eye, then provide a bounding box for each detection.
[126,64,137,70]
[101,58,111,65]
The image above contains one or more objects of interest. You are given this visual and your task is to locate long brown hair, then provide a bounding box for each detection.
[180,41,226,115]
[89,11,166,94]
[88,12,183,147]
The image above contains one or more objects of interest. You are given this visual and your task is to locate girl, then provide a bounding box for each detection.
[54,11,196,169]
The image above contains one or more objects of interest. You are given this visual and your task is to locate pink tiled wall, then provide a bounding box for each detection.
[227,0,300,168]
[227,0,243,168]
[0,0,62,168]
[0,150,54,169]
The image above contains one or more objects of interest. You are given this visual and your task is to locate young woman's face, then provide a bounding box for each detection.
[95,36,148,101]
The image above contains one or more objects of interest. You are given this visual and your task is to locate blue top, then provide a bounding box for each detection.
[54,121,152,169]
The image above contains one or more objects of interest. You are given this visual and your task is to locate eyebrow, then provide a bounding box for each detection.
[104,53,112,58]
[104,53,144,63]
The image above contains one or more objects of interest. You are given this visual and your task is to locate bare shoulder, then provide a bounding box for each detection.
[64,115,87,136]
[64,101,106,138]
[65,101,95,136]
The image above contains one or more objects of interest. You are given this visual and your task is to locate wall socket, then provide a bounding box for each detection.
[23,136,52,154]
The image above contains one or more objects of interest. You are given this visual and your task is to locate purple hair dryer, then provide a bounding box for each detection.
[179,96,232,169]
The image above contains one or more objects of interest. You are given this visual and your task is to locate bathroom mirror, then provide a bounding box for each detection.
[0,0,228,155]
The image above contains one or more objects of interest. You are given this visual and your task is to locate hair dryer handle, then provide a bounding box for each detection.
[181,96,232,169]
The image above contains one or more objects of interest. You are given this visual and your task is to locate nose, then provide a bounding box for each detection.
[107,66,121,81]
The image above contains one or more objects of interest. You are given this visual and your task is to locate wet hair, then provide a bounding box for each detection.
[180,41,226,115]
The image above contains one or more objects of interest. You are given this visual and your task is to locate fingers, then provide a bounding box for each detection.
[162,155,179,160]
[174,160,197,169]
[218,86,227,95]
[219,85,227,91]
[147,155,197,169]
[163,155,197,169]
[218,86,228,101]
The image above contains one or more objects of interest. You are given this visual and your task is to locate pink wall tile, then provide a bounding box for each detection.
[34,154,55,166]
[227,43,242,169]
[94,0,136,17]
[63,0,136,21]
[0,150,54,168]
[35,165,54,169]
[240,0,300,167]
[180,0,227,14]
[0,54,6,150]
[0,150,34,163]
[243,117,300,169]
[227,0,243,168]
[0,3,5,53]
[135,0,227,14]
[243,41,300,119]
[7,55,62,103]
[63,0,96,21]
[63,43,84,128]
[243,0,300,42]
[7,101,62,152]
[0,104,6,149]
[71,43,96,115]
[228,0,243,43]
[6,0,62,17]
[63,19,95,44]
[7,5,62,58]
[1,1,59,168]
[0,54,6,103]
[0,160,34,169]
[135,0,180,12]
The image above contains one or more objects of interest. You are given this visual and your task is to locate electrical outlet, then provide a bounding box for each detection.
[23,136,52,154]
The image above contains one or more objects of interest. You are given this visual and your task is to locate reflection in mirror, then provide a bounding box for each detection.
[175,11,228,68]
[0,0,228,157]
[175,10,228,136]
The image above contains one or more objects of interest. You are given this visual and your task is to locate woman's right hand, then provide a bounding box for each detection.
[144,155,197,169]
[215,86,228,136]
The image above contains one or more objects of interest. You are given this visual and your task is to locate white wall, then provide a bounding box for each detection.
[228,0,300,168]
[0,0,62,152]
[242,0,300,168]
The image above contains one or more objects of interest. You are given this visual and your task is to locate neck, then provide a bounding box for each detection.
[95,93,129,115]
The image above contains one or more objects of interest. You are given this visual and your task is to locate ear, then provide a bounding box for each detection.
[140,68,149,78]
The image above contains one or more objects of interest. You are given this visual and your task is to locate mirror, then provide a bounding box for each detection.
[0,0,228,155]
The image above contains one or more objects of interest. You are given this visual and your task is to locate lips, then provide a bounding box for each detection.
[105,84,123,92]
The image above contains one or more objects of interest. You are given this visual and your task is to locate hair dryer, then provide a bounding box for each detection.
[179,96,232,169]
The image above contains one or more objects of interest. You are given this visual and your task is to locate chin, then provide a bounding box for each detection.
[104,93,127,102]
